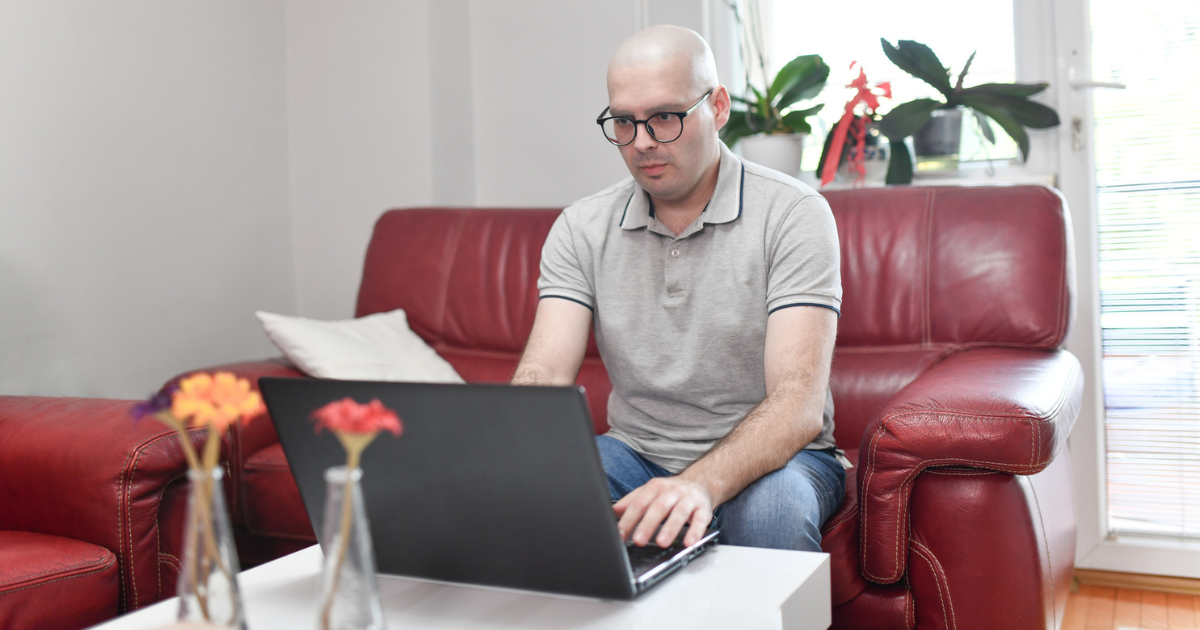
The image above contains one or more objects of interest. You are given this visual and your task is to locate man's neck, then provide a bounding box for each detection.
[650,149,722,236]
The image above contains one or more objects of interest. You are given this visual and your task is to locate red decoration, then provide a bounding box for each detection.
[820,63,892,187]
[312,398,403,437]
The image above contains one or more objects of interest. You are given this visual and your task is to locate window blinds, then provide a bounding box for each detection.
[1092,1,1200,539]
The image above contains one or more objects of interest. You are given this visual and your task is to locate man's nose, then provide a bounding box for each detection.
[632,122,659,151]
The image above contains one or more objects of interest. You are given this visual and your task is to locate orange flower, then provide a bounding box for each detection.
[171,372,265,431]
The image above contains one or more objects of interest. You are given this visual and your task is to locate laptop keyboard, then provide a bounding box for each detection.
[626,542,686,577]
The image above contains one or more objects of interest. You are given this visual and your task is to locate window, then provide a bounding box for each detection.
[768,0,1019,174]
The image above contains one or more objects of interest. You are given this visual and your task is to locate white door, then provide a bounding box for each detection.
[1052,0,1200,577]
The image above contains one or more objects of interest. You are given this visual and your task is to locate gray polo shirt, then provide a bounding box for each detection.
[538,143,842,473]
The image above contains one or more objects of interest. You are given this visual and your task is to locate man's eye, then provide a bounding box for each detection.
[613,119,633,127]
[654,113,674,122]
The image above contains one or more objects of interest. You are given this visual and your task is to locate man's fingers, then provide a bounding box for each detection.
[632,491,679,546]
[683,506,713,547]
[615,489,652,542]
[656,501,695,547]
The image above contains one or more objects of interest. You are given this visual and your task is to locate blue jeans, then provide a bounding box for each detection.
[596,435,846,552]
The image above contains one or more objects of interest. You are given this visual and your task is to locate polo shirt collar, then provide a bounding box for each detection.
[619,143,745,231]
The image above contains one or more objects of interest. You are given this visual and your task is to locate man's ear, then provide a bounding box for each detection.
[711,85,731,131]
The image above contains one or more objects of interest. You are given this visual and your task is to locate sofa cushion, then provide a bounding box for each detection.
[256,309,463,383]
[829,349,949,450]
[242,444,316,542]
[0,531,119,630]
[832,583,915,630]
[825,186,1073,349]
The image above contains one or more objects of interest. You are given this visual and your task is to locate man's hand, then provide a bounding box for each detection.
[613,475,714,548]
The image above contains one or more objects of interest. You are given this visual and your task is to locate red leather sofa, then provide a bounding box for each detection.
[188,185,1083,629]
[0,184,1082,630]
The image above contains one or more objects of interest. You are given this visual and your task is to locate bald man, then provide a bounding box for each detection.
[512,26,846,553]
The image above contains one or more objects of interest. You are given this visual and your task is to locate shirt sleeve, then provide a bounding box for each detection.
[765,194,842,317]
[537,210,595,310]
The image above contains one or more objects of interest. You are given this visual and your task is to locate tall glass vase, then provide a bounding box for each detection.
[177,467,245,629]
[317,466,385,630]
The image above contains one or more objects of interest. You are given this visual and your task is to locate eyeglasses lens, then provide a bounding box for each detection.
[602,113,684,145]
[602,118,636,145]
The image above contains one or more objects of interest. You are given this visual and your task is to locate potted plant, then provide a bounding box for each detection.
[875,39,1061,184]
[720,53,829,176]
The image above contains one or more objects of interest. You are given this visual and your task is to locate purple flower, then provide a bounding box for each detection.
[131,384,179,420]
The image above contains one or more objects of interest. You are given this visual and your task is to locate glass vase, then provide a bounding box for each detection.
[317,466,385,630]
[177,467,245,629]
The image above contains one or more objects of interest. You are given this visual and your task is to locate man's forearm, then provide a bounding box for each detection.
[510,360,557,385]
[510,298,593,386]
[679,379,826,506]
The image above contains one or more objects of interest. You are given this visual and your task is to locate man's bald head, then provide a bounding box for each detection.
[602,26,729,208]
[607,25,718,96]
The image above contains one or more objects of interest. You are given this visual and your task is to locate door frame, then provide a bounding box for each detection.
[1023,0,1200,578]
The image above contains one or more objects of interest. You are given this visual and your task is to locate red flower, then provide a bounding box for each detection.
[312,398,402,437]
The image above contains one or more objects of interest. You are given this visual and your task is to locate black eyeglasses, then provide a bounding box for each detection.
[596,89,715,146]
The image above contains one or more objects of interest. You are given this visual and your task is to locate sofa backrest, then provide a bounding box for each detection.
[354,208,612,434]
[355,185,1074,448]
[821,185,1074,446]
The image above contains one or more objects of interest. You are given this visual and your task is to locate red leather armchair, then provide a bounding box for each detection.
[182,185,1081,629]
[0,397,204,629]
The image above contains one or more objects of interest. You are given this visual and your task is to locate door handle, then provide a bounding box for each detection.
[1070,80,1126,90]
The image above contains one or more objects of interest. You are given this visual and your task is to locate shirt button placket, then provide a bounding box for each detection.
[665,240,687,299]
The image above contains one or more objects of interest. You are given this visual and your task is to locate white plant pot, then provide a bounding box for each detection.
[738,133,806,178]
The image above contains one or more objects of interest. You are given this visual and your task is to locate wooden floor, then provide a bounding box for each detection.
[1063,585,1200,629]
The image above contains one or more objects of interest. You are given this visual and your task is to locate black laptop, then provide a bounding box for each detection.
[259,378,719,600]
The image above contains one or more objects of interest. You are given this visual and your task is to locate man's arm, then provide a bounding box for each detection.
[613,305,837,547]
[511,297,593,386]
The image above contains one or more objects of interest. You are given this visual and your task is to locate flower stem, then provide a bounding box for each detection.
[320,447,364,630]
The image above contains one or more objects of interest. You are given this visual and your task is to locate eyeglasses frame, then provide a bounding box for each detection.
[595,88,716,146]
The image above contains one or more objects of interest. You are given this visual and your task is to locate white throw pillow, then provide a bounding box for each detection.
[255,310,464,383]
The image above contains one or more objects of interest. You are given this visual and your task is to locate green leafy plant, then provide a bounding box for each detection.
[720,54,830,148]
[876,39,1060,183]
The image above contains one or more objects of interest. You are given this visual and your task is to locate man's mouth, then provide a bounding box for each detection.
[638,163,668,176]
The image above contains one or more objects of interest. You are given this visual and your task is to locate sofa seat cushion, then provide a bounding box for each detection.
[0,531,119,630]
[242,444,316,542]
[821,449,867,606]
[832,583,915,630]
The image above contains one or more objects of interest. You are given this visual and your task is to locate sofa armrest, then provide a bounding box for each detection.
[856,348,1083,584]
[0,396,203,611]
[167,358,307,524]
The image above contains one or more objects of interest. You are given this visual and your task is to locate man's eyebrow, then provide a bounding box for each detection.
[609,102,687,117]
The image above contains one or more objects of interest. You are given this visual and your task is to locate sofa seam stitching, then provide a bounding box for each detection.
[912,539,956,630]
[115,443,136,609]
[435,211,470,345]
[125,431,189,609]
[0,549,112,589]
[0,553,117,597]
[860,418,889,581]
[1027,475,1057,629]
[154,469,189,600]
[923,189,934,345]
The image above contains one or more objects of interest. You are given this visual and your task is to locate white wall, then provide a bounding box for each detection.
[0,1,730,398]
[285,0,434,320]
[0,1,294,399]
[465,0,633,207]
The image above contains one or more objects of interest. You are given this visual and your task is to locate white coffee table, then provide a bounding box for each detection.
[90,544,830,630]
